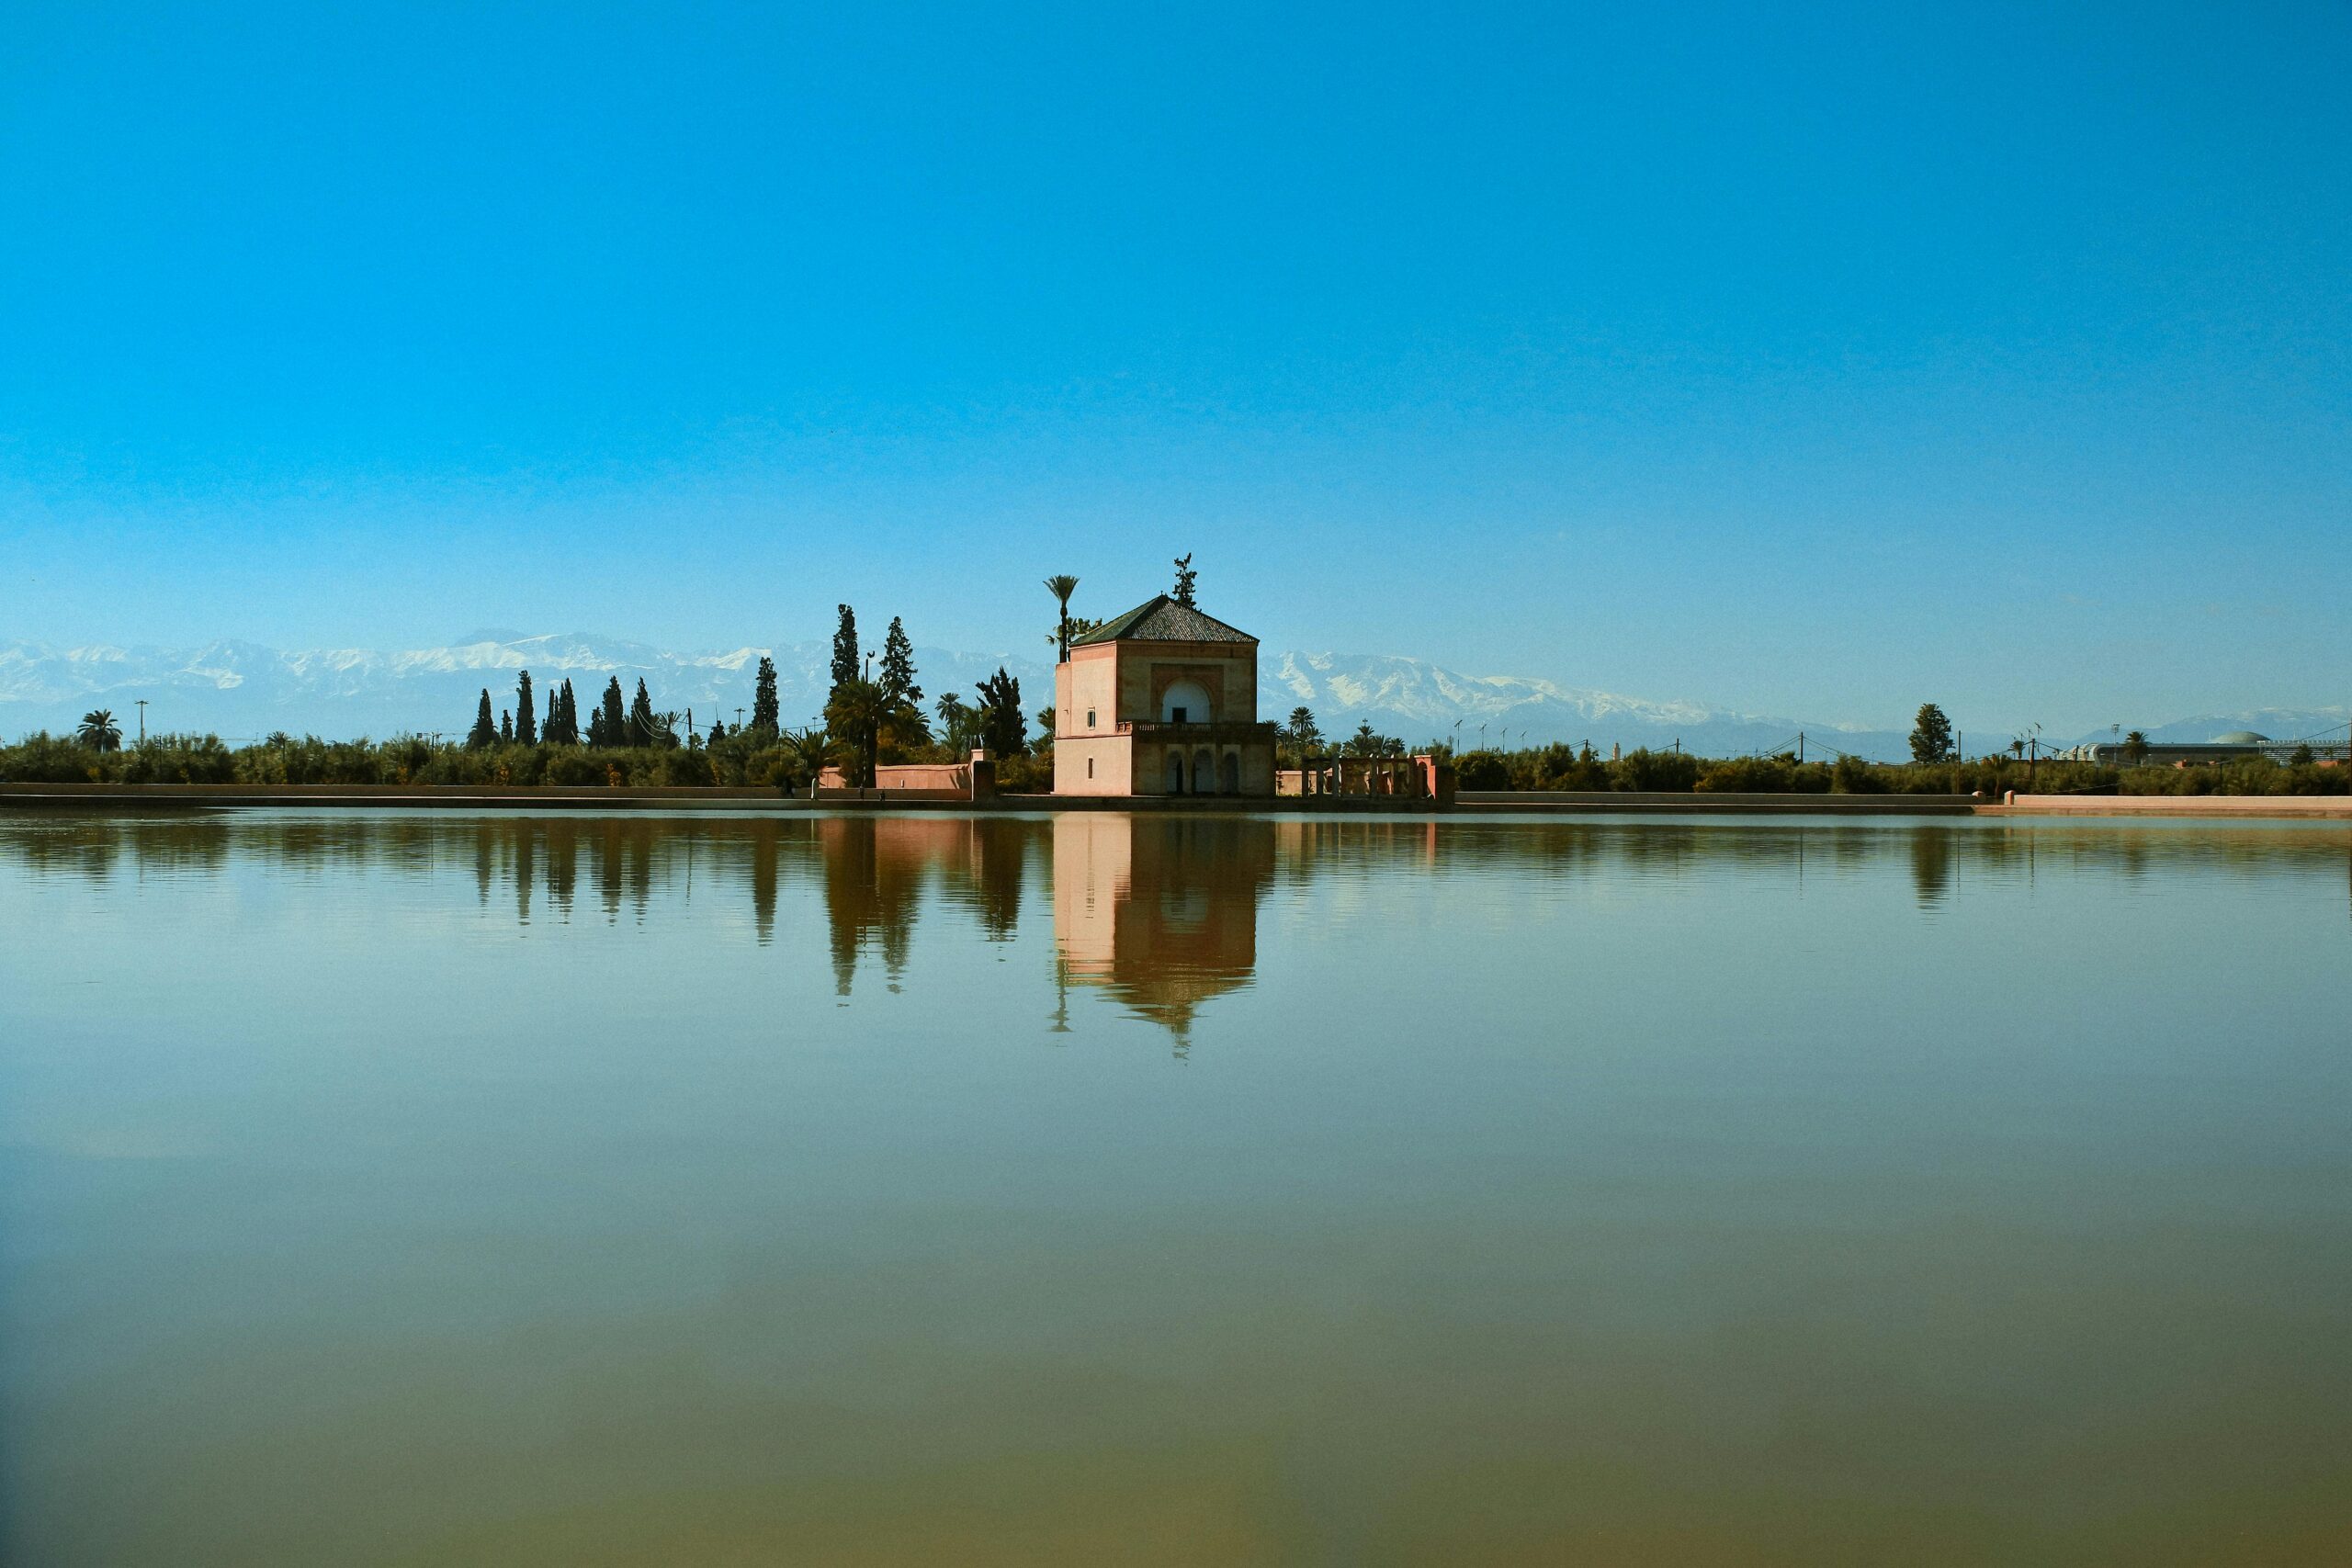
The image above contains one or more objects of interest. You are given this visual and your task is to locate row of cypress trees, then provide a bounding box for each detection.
[465,671,667,750]
[459,610,1023,761]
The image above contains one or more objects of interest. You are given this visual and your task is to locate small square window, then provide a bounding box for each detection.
[1171,706,1188,724]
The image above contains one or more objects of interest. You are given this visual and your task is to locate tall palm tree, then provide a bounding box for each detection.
[1045,574,1080,663]
[76,709,122,751]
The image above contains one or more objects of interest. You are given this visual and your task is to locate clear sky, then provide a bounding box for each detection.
[3,1,2346,733]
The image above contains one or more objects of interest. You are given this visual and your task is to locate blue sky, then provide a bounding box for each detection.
[3,1,2346,733]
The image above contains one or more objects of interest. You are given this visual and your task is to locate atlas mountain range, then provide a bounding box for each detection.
[1,632,2341,762]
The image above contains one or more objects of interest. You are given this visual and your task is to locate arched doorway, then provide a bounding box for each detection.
[1160,680,1213,725]
[1164,750,1186,794]
[1193,748,1216,794]
[1219,751,1240,795]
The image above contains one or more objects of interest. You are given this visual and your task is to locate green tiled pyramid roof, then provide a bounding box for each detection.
[1070,594,1256,646]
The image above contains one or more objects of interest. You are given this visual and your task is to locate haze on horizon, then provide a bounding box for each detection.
[3,2,2346,739]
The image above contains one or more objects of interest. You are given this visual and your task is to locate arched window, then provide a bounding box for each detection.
[1219,751,1240,795]
[1164,750,1186,794]
[1159,680,1212,725]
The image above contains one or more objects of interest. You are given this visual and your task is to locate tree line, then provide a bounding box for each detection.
[12,724,2351,798]
[433,601,1042,790]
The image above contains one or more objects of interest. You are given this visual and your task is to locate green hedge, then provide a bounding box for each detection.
[0,732,812,791]
[9,730,2345,797]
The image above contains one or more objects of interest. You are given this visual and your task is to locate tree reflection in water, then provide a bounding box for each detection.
[6,809,2349,1032]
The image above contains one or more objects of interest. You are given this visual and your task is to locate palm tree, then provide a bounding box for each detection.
[1045,574,1080,663]
[76,709,122,751]
[781,727,838,798]
[936,691,971,750]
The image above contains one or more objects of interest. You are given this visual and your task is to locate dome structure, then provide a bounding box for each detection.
[2212,730,2271,745]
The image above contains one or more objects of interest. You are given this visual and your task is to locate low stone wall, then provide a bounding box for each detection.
[0,782,781,810]
[4,783,2007,817]
[815,786,967,803]
[1995,794,2352,819]
[1453,791,1978,815]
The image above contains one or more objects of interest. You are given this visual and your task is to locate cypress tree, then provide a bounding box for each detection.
[628,678,657,747]
[555,679,580,745]
[467,689,498,750]
[500,709,514,744]
[830,604,859,697]
[751,656,780,737]
[879,616,922,707]
[515,670,537,746]
[594,677,626,748]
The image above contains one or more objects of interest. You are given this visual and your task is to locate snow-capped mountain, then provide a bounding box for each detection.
[0,634,1046,742]
[6,632,1917,758]
[1261,650,1906,758]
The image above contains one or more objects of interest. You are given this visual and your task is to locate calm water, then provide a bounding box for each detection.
[2,809,2348,1566]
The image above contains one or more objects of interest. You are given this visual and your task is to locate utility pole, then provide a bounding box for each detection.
[135,699,147,744]
[1798,731,1804,763]
[735,707,745,729]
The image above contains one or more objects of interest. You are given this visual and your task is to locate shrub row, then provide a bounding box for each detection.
[9,732,2346,797]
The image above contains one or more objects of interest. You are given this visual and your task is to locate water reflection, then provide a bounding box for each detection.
[1053,814,1274,1043]
[6,811,2351,1022]
[8,808,2352,943]
[6,807,2352,1565]
[1909,824,1953,908]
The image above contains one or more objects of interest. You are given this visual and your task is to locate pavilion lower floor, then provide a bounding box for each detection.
[1053,727,1278,797]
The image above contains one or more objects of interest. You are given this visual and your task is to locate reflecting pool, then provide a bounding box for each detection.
[2,810,2348,1565]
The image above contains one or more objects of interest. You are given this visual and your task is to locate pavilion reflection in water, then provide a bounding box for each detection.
[1051,813,1275,1043]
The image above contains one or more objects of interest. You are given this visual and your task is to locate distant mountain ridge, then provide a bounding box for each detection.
[1261,651,1910,759]
[12,631,2330,762]
[0,633,1039,742]
[1,632,1922,757]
